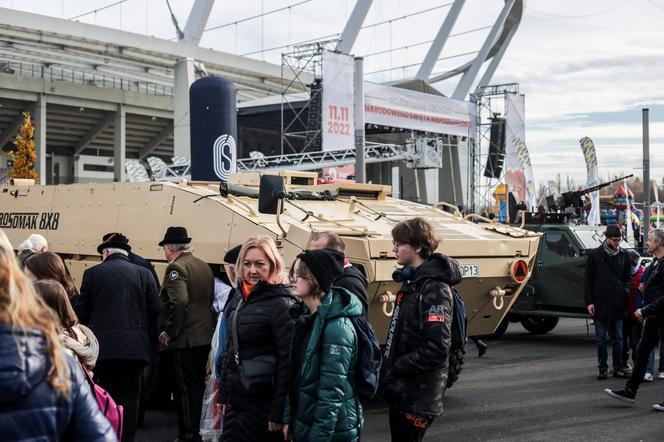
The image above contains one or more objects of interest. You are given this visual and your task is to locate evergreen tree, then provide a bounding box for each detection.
[8,112,39,181]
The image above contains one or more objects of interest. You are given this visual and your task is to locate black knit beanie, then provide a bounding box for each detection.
[297,248,345,294]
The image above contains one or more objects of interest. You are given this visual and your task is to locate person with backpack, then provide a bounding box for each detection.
[382,217,461,442]
[283,248,363,442]
[0,230,116,442]
[308,231,369,314]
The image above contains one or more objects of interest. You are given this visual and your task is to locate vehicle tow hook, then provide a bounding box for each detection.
[490,287,506,310]
[380,291,396,316]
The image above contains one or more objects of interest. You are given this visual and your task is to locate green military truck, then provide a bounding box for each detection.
[490,222,636,338]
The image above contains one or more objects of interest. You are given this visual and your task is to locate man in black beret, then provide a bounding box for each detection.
[585,224,632,380]
[158,226,215,442]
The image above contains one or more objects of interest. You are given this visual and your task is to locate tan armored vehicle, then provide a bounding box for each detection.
[1,171,540,343]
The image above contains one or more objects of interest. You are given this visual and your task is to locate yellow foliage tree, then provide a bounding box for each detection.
[8,112,39,181]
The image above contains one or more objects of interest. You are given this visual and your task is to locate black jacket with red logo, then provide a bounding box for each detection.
[381,253,461,418]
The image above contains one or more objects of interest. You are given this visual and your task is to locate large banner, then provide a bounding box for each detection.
[504,93,536,211]
[579,137,600,226]
[322,50,355,151]
[363,82,474,137]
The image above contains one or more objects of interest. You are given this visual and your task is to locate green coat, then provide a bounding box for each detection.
[159,251,215,349]
[285,287,363,442]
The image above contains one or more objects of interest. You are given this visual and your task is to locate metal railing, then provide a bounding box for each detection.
[236,143,407,172]
[0,60,174,96]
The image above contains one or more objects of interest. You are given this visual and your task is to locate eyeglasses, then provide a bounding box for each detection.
[289,273,301,284]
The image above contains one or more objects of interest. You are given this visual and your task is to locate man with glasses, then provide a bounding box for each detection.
[381,217,461,442]
[585,224,632,380]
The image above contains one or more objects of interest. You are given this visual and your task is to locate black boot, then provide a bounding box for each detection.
[470,336,488,358]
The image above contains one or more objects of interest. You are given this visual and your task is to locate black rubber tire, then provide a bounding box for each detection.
[520,316,559,335]
[446,347,465,389]
[483,317,509,340]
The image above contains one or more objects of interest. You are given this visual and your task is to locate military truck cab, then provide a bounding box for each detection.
[494,222,628,338]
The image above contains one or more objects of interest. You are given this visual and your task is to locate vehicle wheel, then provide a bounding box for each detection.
[446,347,465,389]
[483,317,509,340]
[520,316,559,334]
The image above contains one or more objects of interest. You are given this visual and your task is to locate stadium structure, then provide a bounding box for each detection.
[0,0,523,210]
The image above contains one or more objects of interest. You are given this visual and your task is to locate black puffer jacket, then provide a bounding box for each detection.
[640,259,664,319]
[75,254,161,363]
[381,253,461,418]
[0,324,116,441]
[219,281,296,439]
[334,265,369,314]
[584,245,631,320]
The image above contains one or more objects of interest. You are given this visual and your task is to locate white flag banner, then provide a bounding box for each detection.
[322,50,355,151]
[363,82,475,137]
[579,137,600,226]
[504,93,537,211]
[625,179,634,247]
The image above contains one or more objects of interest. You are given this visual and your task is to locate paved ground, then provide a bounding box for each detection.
[137,318,664,441]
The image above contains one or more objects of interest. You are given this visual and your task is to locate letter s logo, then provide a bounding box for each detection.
[213,134,236,182]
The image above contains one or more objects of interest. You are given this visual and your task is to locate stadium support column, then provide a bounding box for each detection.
[34,94,46,185]
[174,58,195,159]
[354,57,365,183]
[643,108,651,246]
[113,104,126,182]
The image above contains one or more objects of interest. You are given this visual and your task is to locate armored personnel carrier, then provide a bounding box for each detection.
[0,171,540,341]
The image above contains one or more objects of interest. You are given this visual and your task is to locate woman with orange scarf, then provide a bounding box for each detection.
[218,235,296,442]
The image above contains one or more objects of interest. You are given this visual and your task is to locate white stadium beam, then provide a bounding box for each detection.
[34,94,46,185]
[113,104,126,182]
[451,0,515,100]
[415,0,465,80]
[182,0,216,46]
[336,0,373,54]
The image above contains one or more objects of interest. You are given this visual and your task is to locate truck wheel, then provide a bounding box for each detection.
[483,317,509,340]
[446,347,465,389]
[520,316,559,334]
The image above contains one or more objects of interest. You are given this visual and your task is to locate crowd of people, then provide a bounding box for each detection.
[0,217,461,442]
[584,225,664,410]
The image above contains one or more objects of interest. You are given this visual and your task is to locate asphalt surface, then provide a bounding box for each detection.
[137,318,664,441]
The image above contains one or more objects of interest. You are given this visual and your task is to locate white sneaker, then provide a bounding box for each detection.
[659,372,664,380]
[653,402,664,411]
[645,373,654,382]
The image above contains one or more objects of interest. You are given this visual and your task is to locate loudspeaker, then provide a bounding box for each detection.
[483,117,506,179]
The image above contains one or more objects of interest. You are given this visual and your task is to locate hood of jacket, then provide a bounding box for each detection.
[317,286,363,321]
[0,324,50,405]
[413,253,462,286]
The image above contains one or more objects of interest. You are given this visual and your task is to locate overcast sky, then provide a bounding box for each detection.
[2,0,662,188]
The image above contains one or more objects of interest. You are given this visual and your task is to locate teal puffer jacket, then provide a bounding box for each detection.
[286,286,364,442]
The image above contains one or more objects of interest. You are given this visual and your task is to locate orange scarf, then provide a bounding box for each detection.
[242,280,255,301]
